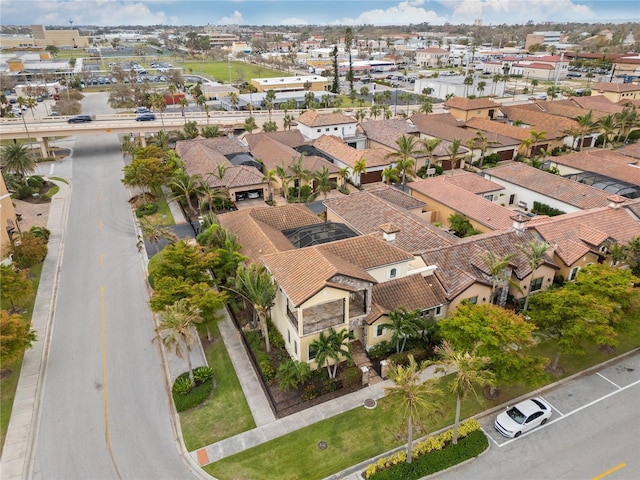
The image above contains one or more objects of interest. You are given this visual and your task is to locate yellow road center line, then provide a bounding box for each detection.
[99,219,103,231]
[593,463,626,480]
[100,254,103,266]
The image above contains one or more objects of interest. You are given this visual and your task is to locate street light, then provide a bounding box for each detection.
[227,54,232,85]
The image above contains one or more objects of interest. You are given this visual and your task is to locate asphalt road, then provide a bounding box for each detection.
[431,352,640,480]
[31,94,199,479]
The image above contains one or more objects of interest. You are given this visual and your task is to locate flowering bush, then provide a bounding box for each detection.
[364,418,481,479]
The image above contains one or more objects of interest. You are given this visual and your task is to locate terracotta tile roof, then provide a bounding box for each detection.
[514,62,554,70]
[244,130,307,150]
[247,135,301,170]
[409,177,515,231]
[483,162,615,210]
[296,110,357,127]
[528,206,640,266]
[366,184,426,209]
[434,171,505,194]
[360,119,420,149]
[523,55,564,63]
[444,97,502,111]
[368,274,448,324]
[616,143,640,160]
[551,149,640,186]
[594,82,640,93]
[418,47,449,54]
[499,105,577,139]
[515,99,610,122]
[217,205,321,263]
[313,135,391,168]
[365,303,386,325]
[464,117,531,141]
[181,144,233,178]
[262,247,376,306]
[569,95,623,114]
[204,165,267,189]
[324,189,455,253]
[319,234,414,270]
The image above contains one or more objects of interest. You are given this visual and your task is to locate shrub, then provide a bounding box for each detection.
[193,365,214,383]
[366,419,486,480]
[368,341,391,359]
[26,176,45,188]
[268,322,286,349]
[29,226,50,240]
[136,202,158,217]
[14,184,37,200]
[172,375,193,396]
[172,372,214,412]
[323,378,338,393]
[11,233,48,268]
[339,365,362,388]
[301,384,318,401]
[259,359,276,383]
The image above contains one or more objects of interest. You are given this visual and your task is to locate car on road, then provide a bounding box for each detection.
[567,72,582,78]
[135,113,156,121]
[495,397,552,438]
[134,107,151,114]
[67,114,94,123]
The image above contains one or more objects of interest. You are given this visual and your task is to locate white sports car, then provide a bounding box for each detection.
[494,397,552,438]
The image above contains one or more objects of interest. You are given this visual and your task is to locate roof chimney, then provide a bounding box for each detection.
[511,213,530,235]
[380,223,400,242]
[607,194,626,210]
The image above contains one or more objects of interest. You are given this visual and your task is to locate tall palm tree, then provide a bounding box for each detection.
[339,166,350,187]
[381,165,399,185]
[157,298,203,385]
[384,355,442,464]
[310,327,353,379]
[179,96,189,119]
[15,97,32,140]
[244,116,258,133]
[262,168,277,201]
[519,239,551,311]
[476,81,487,96]
[463,75,474,97]
[140,218,178,259]
[598,114,618,148]
[575,110,594,151]
[283,113,295,131]
[385,135,420,190]
[420,138,442,173]
[473,131,491,167]
[227,92,239,110]
[619,106,638,143]
[380,307,420,353]
[233,263,278,353]
[1,143,36,183]
[447,138,463,169]
[352,158,367,186]
[169,170,203,216]
[150,93,167,131]
[264,89,277,122]
[480,251,516,306]
[312,166,335,200]
[434,341,494,444]
[276,161,292,200]
[291,154,309,202]
[563,126,582,150]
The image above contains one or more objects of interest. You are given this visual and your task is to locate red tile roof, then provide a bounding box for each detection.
[296,110,357,127]
[444,97,502,111]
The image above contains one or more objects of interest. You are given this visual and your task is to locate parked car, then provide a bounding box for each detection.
[247,191,260,199]
[495,397,552,438]
[567,73,582,78]
[135,113,156,121]
[67,114,94,123]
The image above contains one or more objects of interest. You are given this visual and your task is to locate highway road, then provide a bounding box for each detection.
[31,93,200,479]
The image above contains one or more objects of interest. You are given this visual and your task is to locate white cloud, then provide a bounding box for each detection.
[279,17,310,26]
[217,10,244,25]
[447,0,597,24]
[335,1,449,25]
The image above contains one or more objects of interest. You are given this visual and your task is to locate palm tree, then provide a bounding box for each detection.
[309,327,353,379]
[477,81,487,96]
[447,138,463,169]
[575,110,594,151]
[15,97,32,140]
[291,154,310,202]
[244,116,258,133]
[385,135,420,190]
[598,114,618,148]
[312,166,335,200]
[563,126,582,150]
[381,166,399,185]
[157,298,203,385]
[169,170,203,216]
[262,168,277,201]
[140,218,178,258]
[1,143,36,183]
[518,239,551,311]
[264,89,277,122]
[530,79,539,95]
[420,138,442,173]
[618,106,638,143]
[276,162,292,200]
[304,91,316,110]
[233,263,278,353]
[339,166,350,188]
[380,307,420,353]
[480,251,515,306]
[151,93,167,131]
[283,113,295,131]
[227,92,239,110]
[434,341,494,444]
[384,355,442,464]
[463,75,474,97]
[179,96,188,119]
[473,131,491,168]
[352,158,367,187]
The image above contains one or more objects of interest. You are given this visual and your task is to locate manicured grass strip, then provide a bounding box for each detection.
[179,323,255,450]
[179,61,284,83]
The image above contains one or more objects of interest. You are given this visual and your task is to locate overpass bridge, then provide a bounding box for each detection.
[0,111,274,157]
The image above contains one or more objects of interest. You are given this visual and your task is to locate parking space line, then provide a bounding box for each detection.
[540,396,564,416]
[596,372,621,389]
[592,463,626,480]
[480,427,503,447]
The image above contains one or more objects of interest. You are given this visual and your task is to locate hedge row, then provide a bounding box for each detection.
[365,419,487,480]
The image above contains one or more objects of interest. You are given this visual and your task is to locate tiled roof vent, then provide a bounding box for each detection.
[380,222,400,242]
[511,213,530,235]
[607,194,626,209]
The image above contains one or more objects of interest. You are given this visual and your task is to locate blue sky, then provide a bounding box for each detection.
[1,0,637,27]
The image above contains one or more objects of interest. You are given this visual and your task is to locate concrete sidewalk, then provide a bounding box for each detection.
[189,359,449,467]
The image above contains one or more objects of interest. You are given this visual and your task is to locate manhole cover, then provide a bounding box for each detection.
[363,398,377,409]
[318,441,328,450]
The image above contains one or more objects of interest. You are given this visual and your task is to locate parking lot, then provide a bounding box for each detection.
[480,350,640,447]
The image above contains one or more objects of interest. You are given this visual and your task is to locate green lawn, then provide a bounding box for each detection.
[1,263,42,454]
[179,323,255,451]
[203,321,640,480]
[179,61,285,84]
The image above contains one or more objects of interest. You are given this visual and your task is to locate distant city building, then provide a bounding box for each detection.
[0,25,90,49]
[525,31,563,49]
